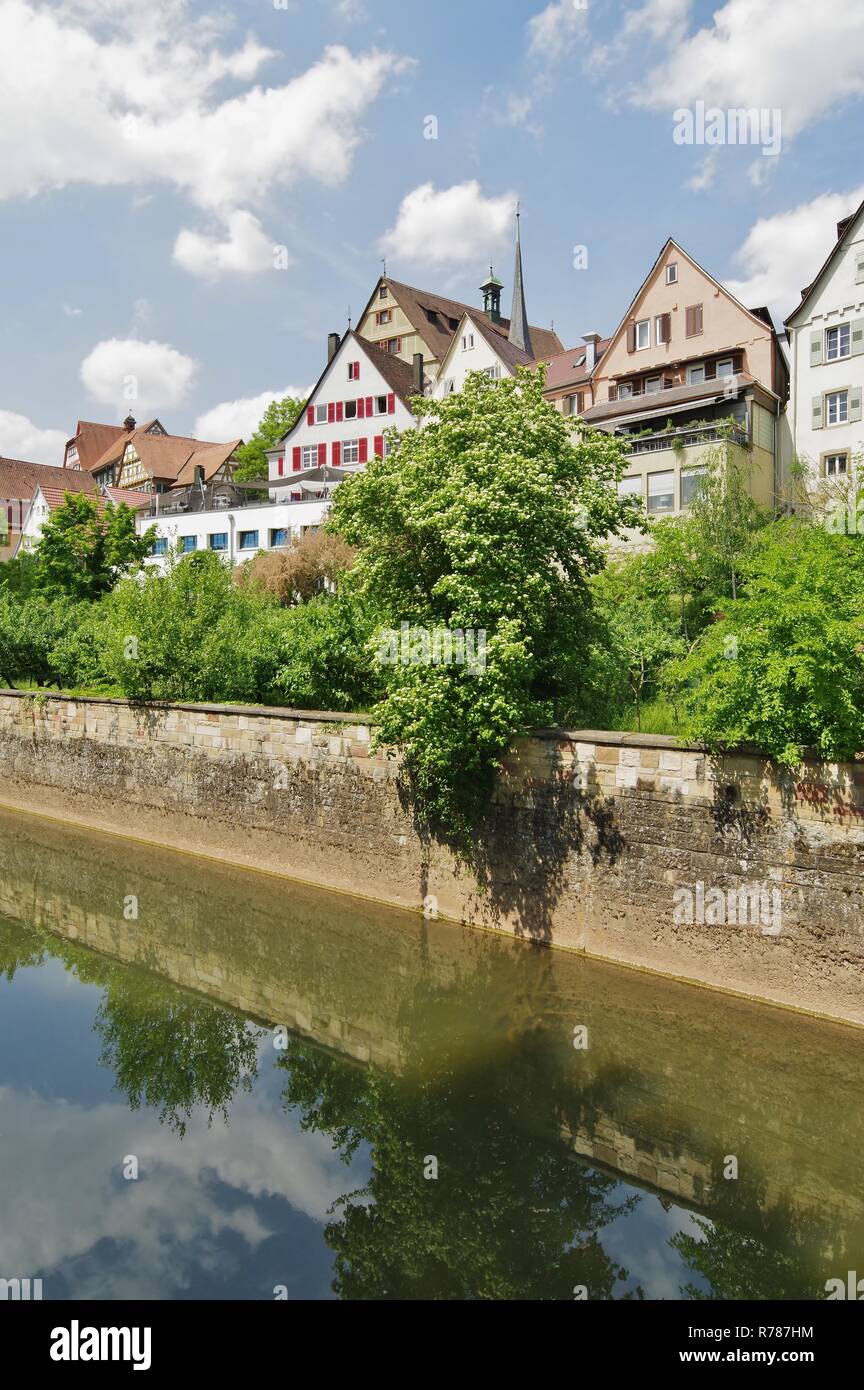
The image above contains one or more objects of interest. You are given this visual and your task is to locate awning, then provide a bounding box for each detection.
[600,395,727,430]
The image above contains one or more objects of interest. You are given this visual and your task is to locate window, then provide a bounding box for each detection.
[384,337,402,354]
[238,530,259,551]
[345,400,358,420]
[655,315,669,345]
[685,304,703,337]
[373,395,388,414]
[342,439,360,464]
[302,444,317,468]
[645,376,662,394]
[618,475,643,503]
[179,536,197,554]
[826,389,849,425]
[824,452,849,476]
[151,537,168,556]
[378,285,387,299]
[647,470,675,515]
[208,533,228,552]
[716,359,734,378]
[687,364,705,385]
[348,362,359,381]
[635,319,650,350]
[440,378,455,395]
[462,333,475,351]
[681,468,708,508]
[826,324,851,361]
[618,382,633,399]
[270,528,289,547]
[666,264,678,285]
[315,404,327,424]
[565,392,583,415]
[376,309,392,325]
[482,365,501,381]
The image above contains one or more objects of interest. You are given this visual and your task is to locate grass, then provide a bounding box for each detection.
[608,697,688,738]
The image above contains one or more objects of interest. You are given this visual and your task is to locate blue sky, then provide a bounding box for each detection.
[1,0,863,461]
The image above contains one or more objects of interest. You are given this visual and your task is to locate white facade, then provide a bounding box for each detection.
[15,485,52,553]
[268,331,416,496]
[138,499,329,572]
[788,205,864,484]
[432,314,509,399]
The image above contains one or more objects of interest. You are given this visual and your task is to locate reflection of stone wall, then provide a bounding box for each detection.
[2,806,864,1262]
[1,691,864,1022]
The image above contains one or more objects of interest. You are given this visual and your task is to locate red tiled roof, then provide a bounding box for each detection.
[66,421,127,472]
[0,457,97,501]
[544,340,612,392]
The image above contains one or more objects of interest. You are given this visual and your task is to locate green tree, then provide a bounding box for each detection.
[0,591,79,687]
[665,519,864,764]
[232,396,306,482]
[590,556,686,730]
[36,492,154,601]
[328,367,637,842]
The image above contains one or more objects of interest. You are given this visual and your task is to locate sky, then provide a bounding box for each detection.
[1,0,863,464]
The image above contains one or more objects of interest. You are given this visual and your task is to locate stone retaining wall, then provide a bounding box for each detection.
[1,691,863,1022]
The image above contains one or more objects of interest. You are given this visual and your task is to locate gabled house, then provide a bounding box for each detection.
[580,238,788,542]
[0,458,96,560]
[86,416,242,494]
[64,420,126,473]
[357,219,562,380]
[786,197,864,490]
[15,477,103,556]
[265,329,421,529]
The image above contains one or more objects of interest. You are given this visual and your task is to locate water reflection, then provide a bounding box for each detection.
[0,807,861,1300]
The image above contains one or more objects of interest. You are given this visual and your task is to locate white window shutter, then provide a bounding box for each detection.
[812,395,824,429]
[810,331,823,366]
[856,250,864,284]
[851,319,864,357]
[850,387,863,423]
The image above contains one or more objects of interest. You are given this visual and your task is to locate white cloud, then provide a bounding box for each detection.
[62,304,82,318]
[687,151,718,193]
[527,1,588,61]
[0,0,411,272]
[80,338,199,415]
[0,410,67,464]
[174,211,280,280]
[631,0,864,146]
[724,187,864,321]
[194,387,309,443]
[379,181,516,268]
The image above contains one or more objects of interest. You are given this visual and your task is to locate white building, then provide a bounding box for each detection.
[786,197,864,486]
[266,328,421,500]
[137,495,328,571]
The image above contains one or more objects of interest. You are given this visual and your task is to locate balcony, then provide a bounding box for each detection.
[621,420,750,458]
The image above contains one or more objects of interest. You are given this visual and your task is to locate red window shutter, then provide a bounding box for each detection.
[292,490,301,501]
[277,456,284,476]
[292,447,301,471]
[318,442,326,467]
[387,393,396,414]
[336,401,343,422]
[358,437,368,464]
[365,396,373,417]
[358,397,366,418]
[307,405,315,426]
[332,441,341,466]
[328,402,335,423]
[374,435,384,458]
[355,361,361,377]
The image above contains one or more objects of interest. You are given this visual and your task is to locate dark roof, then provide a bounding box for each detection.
[786,195,864,326]
[581,372,774,425]
[0,457,97,501]
[544,339,612,392]
[360,336,419,402]
[377,276,563,362]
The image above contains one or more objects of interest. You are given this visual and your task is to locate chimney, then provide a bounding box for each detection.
[837,214,854,241]
[582,332,601,372]
[327,332,340,362]
[413,352,425,395]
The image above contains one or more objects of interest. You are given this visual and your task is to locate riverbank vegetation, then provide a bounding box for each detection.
[2,371,864,839]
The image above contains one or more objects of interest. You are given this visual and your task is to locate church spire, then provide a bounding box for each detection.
[508,206,532,357]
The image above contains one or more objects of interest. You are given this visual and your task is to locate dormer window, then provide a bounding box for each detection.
[666,264,678,285]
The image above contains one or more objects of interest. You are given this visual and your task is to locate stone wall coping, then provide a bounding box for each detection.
[532,727,705,752]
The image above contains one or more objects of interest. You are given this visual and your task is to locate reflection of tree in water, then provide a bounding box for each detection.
[278,955,643,1301]
[4,920,263,1137]
[671,1165,835,1301]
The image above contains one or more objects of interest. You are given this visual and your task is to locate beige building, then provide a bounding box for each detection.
[574,239,788,543]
